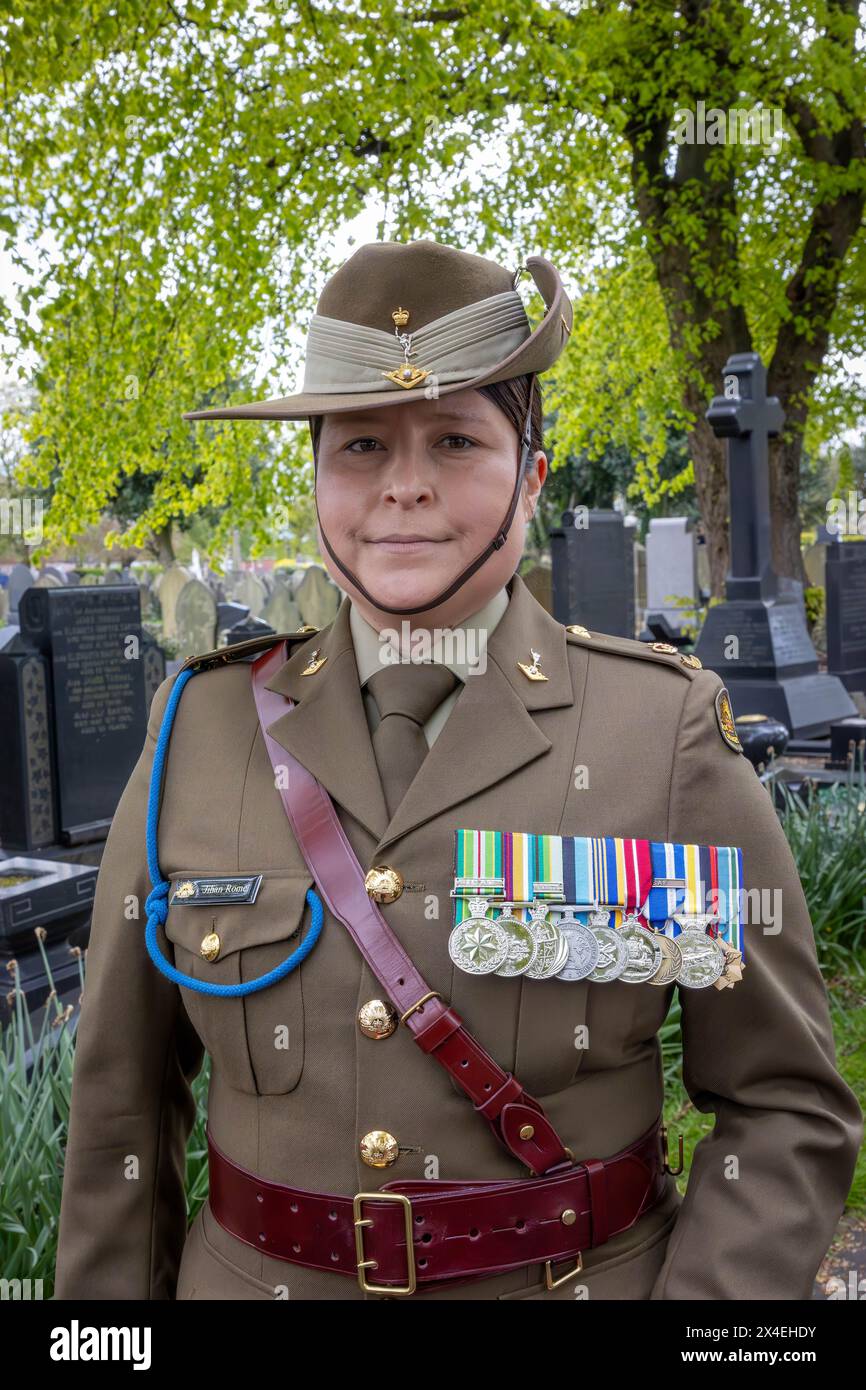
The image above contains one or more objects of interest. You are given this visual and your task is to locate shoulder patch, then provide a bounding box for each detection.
[714,686,743,752]
[179,628,319,676]
[562,625,703,677]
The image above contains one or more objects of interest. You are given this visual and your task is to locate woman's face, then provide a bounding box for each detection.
[314,387,547,629]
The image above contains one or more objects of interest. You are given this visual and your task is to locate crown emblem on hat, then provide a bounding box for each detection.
[382,303,430,390]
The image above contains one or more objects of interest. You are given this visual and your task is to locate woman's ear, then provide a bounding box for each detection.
[522,450,548,519]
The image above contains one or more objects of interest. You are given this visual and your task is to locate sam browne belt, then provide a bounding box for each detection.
[206,1116,669,1295]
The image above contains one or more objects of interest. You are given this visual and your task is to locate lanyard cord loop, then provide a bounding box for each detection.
[143,665,323,996]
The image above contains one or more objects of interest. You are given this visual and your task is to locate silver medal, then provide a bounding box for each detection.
[618,911,663,983]
[552,909,600,981]
[587,908,629,982]
[524,902,568,979]
[671,913,726,988]
[448,898,509,975]
[493,903,539,977]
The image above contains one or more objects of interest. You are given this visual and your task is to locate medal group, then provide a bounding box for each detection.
[449,830,746,992]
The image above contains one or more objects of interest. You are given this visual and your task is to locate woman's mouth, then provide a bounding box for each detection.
[366,535,450,555]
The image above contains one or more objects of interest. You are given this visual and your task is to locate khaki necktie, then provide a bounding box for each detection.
[366,663,460,819]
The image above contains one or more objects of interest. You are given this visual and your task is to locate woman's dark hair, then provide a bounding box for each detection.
[308,371,544,463]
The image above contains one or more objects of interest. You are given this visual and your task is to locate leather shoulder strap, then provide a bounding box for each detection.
[250,641,573,1177]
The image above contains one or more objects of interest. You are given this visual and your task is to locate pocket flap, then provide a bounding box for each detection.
[163,871,314,959]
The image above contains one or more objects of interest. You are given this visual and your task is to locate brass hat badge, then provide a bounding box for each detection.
[382,306,430,390]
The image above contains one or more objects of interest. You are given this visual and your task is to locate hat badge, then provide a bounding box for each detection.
[382,305,430,390]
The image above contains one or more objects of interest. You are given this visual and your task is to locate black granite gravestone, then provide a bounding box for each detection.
[218,600,249,631]
[1,585,148,849]
[225,613,276,645]
[826,541,866,693]
[551,510,635,637]
[694,353,855,736]
[141,628,167,712]
[0,854,99,1024]
[0,634,55,848]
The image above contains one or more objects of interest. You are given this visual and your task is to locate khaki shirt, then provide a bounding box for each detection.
[349,585,509,745]
[53,574,863,1301]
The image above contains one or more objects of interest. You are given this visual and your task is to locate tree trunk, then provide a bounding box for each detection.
[685,403,730,597]
[149,521,174,565]
[769,434,807,584]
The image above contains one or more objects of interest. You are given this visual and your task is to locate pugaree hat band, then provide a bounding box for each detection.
[303,290,531,395]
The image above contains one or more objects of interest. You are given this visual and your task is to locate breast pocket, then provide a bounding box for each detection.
[162,870,314,1096]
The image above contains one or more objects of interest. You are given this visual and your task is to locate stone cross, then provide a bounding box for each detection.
[706,351,785,602]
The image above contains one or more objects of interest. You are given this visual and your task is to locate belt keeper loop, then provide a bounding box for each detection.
[413,1006,462,1052]
[583,1158,609,1247]
[474,1071,522,1119]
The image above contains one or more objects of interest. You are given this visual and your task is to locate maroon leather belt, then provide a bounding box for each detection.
[207,1118,668,1295]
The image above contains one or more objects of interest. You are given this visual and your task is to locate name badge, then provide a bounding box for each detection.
[169,875,263,906]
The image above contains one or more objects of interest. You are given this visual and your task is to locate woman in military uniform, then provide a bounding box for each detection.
[54,238,862,1301]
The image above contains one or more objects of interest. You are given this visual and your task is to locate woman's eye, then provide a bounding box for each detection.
[439,434,474,449]
[345,438,382,453]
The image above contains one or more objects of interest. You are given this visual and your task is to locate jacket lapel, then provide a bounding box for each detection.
[261,599,390,841]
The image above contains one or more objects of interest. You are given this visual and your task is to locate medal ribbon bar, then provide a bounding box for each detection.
[453,830,744,956]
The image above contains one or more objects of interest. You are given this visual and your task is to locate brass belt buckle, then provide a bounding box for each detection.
[545,1250,584,1290]
[353,1191,417,1295]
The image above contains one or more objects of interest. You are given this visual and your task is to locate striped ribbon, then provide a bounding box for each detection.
[453,829,744,957]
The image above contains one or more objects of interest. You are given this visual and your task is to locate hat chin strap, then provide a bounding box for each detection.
[314,378,535,618]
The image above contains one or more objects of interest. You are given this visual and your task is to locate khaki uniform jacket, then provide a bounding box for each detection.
[54,575,863,1301]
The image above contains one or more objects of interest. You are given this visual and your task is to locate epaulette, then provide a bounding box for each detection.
[562,624,705,678]
[179,626,319,676]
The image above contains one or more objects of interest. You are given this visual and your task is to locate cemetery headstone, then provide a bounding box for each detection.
[233,571,267,617]
[8,564,33,620]
[295,565,340,629]
[36,566,65,587]
[217,600,250,633]
[825,541,866,694]
[645,517,698,636]
[1,585,147,849]
[0,854,100,1024]
[551,510,635,637]
[225,614,275,645]
[803,527,840,590]
[141,629,168,712]
[175,577,218,661]
[263,584,302,632]
[633,539,647,633]
[154,563,191,640]
[694,353,855,736]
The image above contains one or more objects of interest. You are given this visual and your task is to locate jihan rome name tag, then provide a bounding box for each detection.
[169,875,263,906]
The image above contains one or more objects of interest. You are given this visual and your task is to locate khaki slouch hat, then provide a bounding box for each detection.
[183,238,573,422]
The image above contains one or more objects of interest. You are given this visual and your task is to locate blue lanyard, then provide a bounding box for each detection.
[142,666,323,996]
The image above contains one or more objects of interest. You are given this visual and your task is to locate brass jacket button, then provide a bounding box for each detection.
[364,866,404,903]
[360,1130,399,1168]
[200,931,220,962]
[358,999,398,1039]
